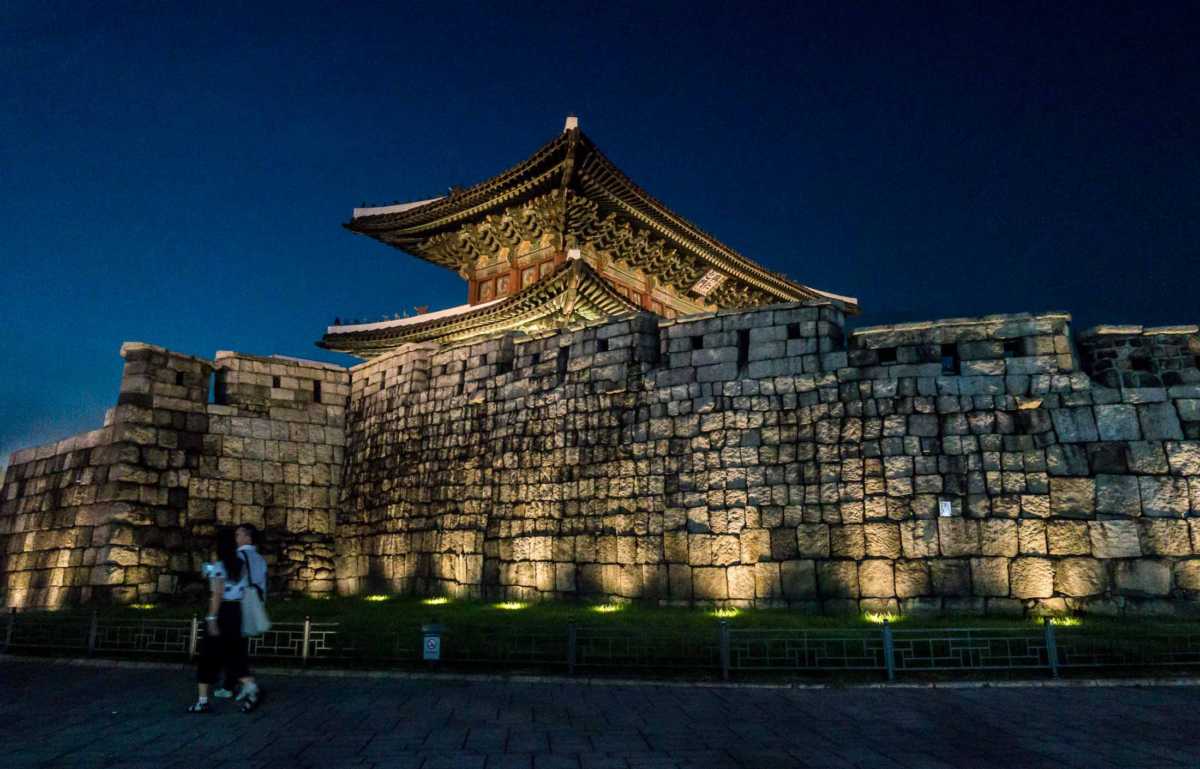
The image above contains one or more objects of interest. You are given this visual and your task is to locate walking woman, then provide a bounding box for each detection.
[187,525,265,713]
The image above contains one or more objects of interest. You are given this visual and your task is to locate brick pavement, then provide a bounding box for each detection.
[1,659,1197,769]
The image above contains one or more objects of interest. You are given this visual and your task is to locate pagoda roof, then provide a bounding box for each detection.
[346,123,858,313]
[318,258,640,357]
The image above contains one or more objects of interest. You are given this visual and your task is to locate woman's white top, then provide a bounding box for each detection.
[206,546,267,602]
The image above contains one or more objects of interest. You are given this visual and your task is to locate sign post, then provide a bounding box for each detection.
[421,622,444,664]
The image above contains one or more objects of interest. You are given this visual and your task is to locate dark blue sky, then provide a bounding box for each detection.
[2,1,1197,460]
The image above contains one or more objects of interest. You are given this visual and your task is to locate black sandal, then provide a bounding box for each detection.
[186,701,212,713]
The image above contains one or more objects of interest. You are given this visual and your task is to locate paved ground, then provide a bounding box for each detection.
[1,659,1198,769]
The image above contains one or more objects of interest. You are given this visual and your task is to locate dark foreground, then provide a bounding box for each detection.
[1,659,1196,769]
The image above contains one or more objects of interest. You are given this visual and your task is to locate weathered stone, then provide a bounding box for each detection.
[1054,558,1107,597]
[1095,475,1142,516]
[970,557,1009,597]
[1137,519,1192,556]
[1010,558,1054,599]
[900,520,940,558]
[1049,477,1095,518]
[692,567,728,600]
[1047,521,1091,556]
[1175,560,1200,592]
[858,560,895,598]
[727,565,755,600]
[894,560,930,598]
[780,560,816,598]
[1017,520,1048,554]
[1138,403,1184,440]
[980,520,1018,557]
[1089,520,1142,558]
[829,525,865,559]
[1095,404,1141,441]
[1050,407,1099,443]
[1165,441,1200,476]
[1139,476,1190,517]
[754,562,783,599]
[794,524,830,557]
[863,523,901,558]
[1114,560,1171,597]
[930,559,971,596]
[816,561,858,598]
[937,519,980,557]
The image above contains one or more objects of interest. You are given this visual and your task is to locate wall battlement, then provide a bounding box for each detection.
[4,306,1200,617]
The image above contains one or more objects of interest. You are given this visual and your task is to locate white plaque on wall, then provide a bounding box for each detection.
[939,499,954,517]
[690,269,726,297]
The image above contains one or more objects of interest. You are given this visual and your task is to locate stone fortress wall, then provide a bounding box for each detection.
[3,308,1200,616]
[0,343,348,608]
[339,307,1200,617]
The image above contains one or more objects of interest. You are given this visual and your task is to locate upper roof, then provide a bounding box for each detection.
[318,258,640,356]
[345,121,858,313]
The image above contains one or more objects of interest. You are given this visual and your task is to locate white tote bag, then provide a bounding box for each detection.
[240,554,272,637]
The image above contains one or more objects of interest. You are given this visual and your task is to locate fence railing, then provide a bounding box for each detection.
[3,609,1199,681]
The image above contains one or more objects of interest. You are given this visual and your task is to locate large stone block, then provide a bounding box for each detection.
[1138,403,1184,441]
[863,523,901,558]
[1010,558,1054,599]
[1165,441,1200,476]
[692,567,728,600]
[980,520,1018,556]
[970,557,1009,597]
[901,520,940,558]
[829,525,865,559]
[816,561,858,598]
[727,565,755,600]
[1047,521,1091,555]
[1114,560,1171,597]
[894,560,931,598]
[1095,475,1142,516]
[1017,520,1048,554]
[1095,404,1141,441]
[754,562,783,599]
[1049,477,1095,518]
[937,519,980,557]
[780,560,816,598]
[1138,519,1192,556]
[930,559,971,596]
[1089,520,1142,558]
[1176,560,1200,592]
[1139,476,1190,517]
[1054,558,1107,597]
[1050,407,1099,443]
[795,524,830,557]
[858,560,895,598]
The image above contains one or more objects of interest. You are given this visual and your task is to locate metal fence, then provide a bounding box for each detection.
[3,609,1199,681]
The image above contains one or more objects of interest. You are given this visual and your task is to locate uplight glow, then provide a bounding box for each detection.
[494,602,527,611]
[710,607,739,619]
[863,612,900,624]
[591,603,622,613]
[423,597,450,606]
[364,595,391,602]
[130,603,156,610]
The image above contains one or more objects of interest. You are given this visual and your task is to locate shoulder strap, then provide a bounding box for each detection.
[241,552,265,600]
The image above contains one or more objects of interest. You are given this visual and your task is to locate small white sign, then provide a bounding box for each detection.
[939,500,954,517]
[690,269,726,297]
[423,635,441,661]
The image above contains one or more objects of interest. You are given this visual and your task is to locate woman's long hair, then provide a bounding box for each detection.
[216,527,242,583]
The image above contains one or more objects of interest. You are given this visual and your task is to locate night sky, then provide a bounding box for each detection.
[2,1,1197,463]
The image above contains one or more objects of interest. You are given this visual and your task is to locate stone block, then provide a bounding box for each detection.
[769,528,798,561]
[1047,521,1091,555]
[1138,519,1192,556]
[1010,558,1054,599]
[858,560,895,598]
[668,564,692,600]
[863,523,901,558]
[754,562,783,599]
[780,560,816,598]
[727,565,755,600]
[739,529,770,563]
[1127,442,1169,474]
[829,525,865,559]
[1095,404,1141,441]
[930,559,971,596]
[816,561,858,598]
[1017,520,1048,554]
[795,524,830,557]
[900,519,941,558]
[1139,476,1190,517]
[1095,475,1142,516]
[1050,407,1098,443]
[1114,560,1171,597]
[1175,560,1200,592]
[1166,441,1200,476]
[937,519,980,557]
[1054,558,1107,597]
[980,520,1018,556]
[1138,403,1184,440]
[1049,477,1095,518]
[693,567,728,600]
[970,557,1009,597]
[1089,520,1142,558]
[894,560,931,598]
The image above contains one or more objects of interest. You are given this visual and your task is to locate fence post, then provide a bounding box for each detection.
[719,620,730,681]
[881,619,896,682]
[188,613,199,659]
[1044,617,1059,679]
[87,609,98,657]
[4,608,15,651]
[567,620,577,676]
[302,615,312,665]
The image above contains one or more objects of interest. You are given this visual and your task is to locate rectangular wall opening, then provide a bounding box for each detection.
[691,335,704,350]
[312,380,322,403]
[272,375,281,388]
[556,347,569,384]
[209,370,227,405]
[941,343,961,375]
[175,371,184,386]
[877,347,897,364]
[1003,339,1023,358]
[596,338,610,353]
[737,329,750,369]
[786,323,802,340]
